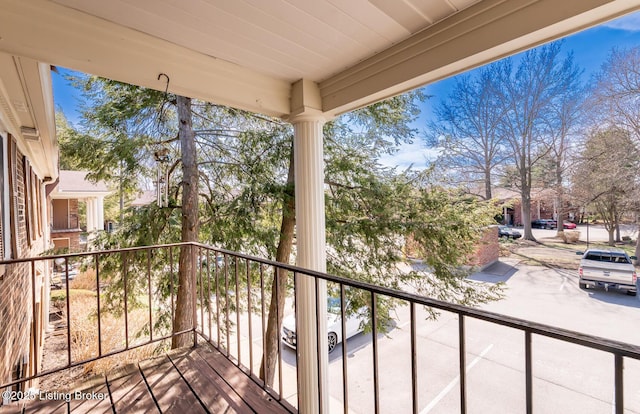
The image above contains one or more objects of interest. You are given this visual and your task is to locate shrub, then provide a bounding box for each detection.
[62,293,164,375]
[561,230,580,244]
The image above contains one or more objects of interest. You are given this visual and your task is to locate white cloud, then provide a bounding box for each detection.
[378,140,438,170]
[603,13,640,32]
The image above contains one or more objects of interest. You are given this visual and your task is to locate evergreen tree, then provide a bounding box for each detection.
[60,74,502,386]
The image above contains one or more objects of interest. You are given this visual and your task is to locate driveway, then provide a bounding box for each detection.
[530,223,638,244]
[321,250,640,413]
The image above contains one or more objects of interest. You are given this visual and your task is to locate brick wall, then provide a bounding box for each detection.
[51,230,81,252]
[467,226,499,270]
[404,226,499,270]
[0,147,48,395]
[0,148,32,391]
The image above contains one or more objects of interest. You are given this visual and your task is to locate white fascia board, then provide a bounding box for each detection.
[320,0,640,116]
[50,190,112,200]
[0,0,291,118]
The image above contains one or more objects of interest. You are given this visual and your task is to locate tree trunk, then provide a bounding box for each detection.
[634,224,640,265]
[484,165,492,200]
[119,159,125,226]
[521,187,535,241]
[259,143,295,386]
[172,95,199,349]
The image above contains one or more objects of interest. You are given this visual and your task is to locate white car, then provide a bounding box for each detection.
[281,297,365,353]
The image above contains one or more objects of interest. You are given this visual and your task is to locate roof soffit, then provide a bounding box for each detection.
[0,0,639,120]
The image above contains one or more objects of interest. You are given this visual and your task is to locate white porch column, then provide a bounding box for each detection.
[96,196,105,231]
[289,79,329,414]
[86,199,95,231]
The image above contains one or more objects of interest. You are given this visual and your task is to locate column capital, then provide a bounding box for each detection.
[287,109,328,124]
[285,79,334,124]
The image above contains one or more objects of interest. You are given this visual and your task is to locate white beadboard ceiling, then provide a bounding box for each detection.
[1,0,640,118]
[50,0,479,83]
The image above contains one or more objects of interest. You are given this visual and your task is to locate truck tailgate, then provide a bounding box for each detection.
[581,261,635,285]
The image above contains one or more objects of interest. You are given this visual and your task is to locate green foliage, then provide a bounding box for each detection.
[63,75,502,334]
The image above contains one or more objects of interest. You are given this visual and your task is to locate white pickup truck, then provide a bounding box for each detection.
[577,249,637,296]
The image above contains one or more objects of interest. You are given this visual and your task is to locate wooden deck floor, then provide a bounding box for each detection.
[1,344,294,414]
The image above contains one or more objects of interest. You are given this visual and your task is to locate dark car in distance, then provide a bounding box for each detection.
[498,225,522,239]
[531,219,557,229]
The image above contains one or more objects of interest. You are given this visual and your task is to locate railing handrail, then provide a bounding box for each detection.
[192,243,640,359]
[4,241,640,361]
[0,242,640,413]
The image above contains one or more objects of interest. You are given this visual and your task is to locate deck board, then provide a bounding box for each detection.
[1,343,294,414]
[69,377,113,414]
[107,365,159,413]
[139,355,206,414]
[169,349,249,414]
[21,396,67,413]
[197,346,292,414]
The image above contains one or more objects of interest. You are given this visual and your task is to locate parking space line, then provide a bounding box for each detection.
[420,344,494,414]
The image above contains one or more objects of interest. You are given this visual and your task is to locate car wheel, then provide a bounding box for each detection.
[579,281,587,290]
[328,332,338,353]
[627,290,637,297]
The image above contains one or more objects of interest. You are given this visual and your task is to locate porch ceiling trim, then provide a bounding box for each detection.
[0,0,291,118]
[320,0,640,115]
[1,0,639,120]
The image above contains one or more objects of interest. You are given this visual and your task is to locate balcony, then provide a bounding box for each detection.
[1,243,640,413]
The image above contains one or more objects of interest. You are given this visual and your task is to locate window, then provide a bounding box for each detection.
[52,199,70,230]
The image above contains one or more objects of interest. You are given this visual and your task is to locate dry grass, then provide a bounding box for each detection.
[58,291,165,376]
[69,267,98,290]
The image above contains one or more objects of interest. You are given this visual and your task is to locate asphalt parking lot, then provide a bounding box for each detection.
[319,224,640,413]
[233,223,640,413]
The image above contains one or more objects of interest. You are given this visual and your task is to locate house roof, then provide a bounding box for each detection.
[130,190,156,207]
[491,187,558,202]
[50,170,111,199]
[1,0,638,120]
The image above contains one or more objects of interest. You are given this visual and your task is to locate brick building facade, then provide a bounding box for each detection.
[0,55,58,403]
[0,139,51,397]
[405,226,499,270]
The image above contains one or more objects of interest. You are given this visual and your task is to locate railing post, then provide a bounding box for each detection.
[96,254,102,357]
[615,354,623,414]
[192,244,198,347]
[525,331,532,414]
[410,302,417,414]
[371,292,380,414]
[30,261,37,379]
[459,315,467,414]
[146,250,153,343]
[340,284,350,414]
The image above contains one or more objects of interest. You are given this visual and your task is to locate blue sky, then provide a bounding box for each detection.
[52,11,640,168]
[378,11,640,169]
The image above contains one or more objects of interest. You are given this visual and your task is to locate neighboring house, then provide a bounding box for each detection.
[0,52,58,394]
[490,187,559,226]
[47,170,110,252]
[130,190,156,208]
